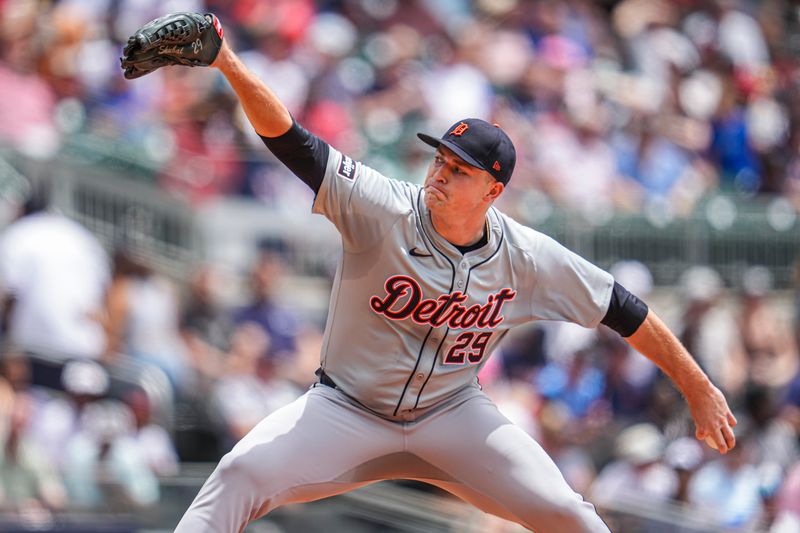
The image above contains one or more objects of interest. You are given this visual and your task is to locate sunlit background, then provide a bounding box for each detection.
[1,0,800,531]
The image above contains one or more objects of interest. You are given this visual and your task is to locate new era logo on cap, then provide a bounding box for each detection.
[417,118,516,185]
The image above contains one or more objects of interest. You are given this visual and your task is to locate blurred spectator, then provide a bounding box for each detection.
[781,369,800,440]
[231,239,301,362]
[786,130,800,209]
[104,248,190,391]
[494,324,547,383]
[0,350,40,400]
[743,385,798,471]
[796,258,800,362]
[0,358,13,420]
[537,400,597,495]
[124,388,179,478]
[273,323,325,391]
[713,0,771,72]
[31,359,160,510]
[0,350,65,475]
[0,185,110,361]
[157,70,245,203]
[709,60,762,193]
[644,377,696,443]
[481,375,541,440]
[589,423,677,506]
[738,266,799,390]
[27,359,110,472]
[532,105,631,217]
[540,319,597,366]
[179,264,233,383]
[209,323,299,449]
[773,461,800,532]
[664,436,704,504]
[759,461,788,532]
[676,266,748,396]
[688,422,764,530]
[601,331,655,420]
[0,391,67,513]
[535,348,605,419]
[174,264,232,462]
[602,261,658,420]
[614,0,695,89]
[0,3,60,158]
[420,39,493,133]
[612,115,714,216]
[63,398,159,509]
[771,512,800,533]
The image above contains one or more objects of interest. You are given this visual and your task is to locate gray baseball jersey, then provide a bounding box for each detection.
[177,145,614,533]
[314,147,614,420]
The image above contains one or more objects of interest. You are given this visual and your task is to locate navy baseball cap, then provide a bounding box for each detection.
[417,118,516,185]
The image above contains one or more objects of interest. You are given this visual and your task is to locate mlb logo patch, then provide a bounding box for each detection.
[337,155,357,180]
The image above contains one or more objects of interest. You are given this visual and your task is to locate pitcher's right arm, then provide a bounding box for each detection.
[212,41,328,193]
[212,42,292,138]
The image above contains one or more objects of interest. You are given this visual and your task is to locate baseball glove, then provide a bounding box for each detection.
[120,12,224,79]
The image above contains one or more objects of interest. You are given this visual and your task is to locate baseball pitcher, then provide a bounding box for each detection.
[121,13,737,533]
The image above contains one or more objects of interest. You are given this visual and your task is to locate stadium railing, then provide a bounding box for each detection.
[1,148,200,280]
[2,147,799,291]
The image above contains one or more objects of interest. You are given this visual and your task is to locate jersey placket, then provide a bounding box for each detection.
[393,196,504,420]
[395,257,471,420]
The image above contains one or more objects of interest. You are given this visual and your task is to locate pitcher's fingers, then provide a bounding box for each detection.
[710,428,728,454]
[728,412,738,427]
[722,424,736,451]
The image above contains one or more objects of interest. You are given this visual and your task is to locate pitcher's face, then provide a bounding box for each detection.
[423,146,503,215]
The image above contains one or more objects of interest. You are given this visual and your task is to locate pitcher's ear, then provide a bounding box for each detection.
[486,181,504,201]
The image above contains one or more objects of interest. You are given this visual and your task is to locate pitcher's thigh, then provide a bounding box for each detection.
[412,396,609,533]
[175,386,398,533]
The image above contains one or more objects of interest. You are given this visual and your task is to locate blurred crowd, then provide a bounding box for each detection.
[2,192,800,531]
[481,260,800,531]
[2,0,800,531]
[0,191,323,523]
[3,0,800,219]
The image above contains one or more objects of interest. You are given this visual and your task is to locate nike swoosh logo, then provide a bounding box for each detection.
[409,247,433,258]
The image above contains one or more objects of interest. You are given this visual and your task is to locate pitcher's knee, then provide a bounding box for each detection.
[215,447,294,495]
[215,450,260,488]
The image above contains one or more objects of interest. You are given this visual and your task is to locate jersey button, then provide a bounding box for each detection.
[416,373,424,380]
[457,281,464,288]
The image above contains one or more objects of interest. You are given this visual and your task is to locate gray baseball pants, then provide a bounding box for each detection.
[174,384,610,533]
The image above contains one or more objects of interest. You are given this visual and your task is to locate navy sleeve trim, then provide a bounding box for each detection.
[601,281,649,337]
[259,119,329,194]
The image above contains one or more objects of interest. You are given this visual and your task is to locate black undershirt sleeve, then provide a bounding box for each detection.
[601,281,649,337]
[259,120,329,194]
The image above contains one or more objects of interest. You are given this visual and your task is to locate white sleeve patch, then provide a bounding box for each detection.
[336,155,358,181]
